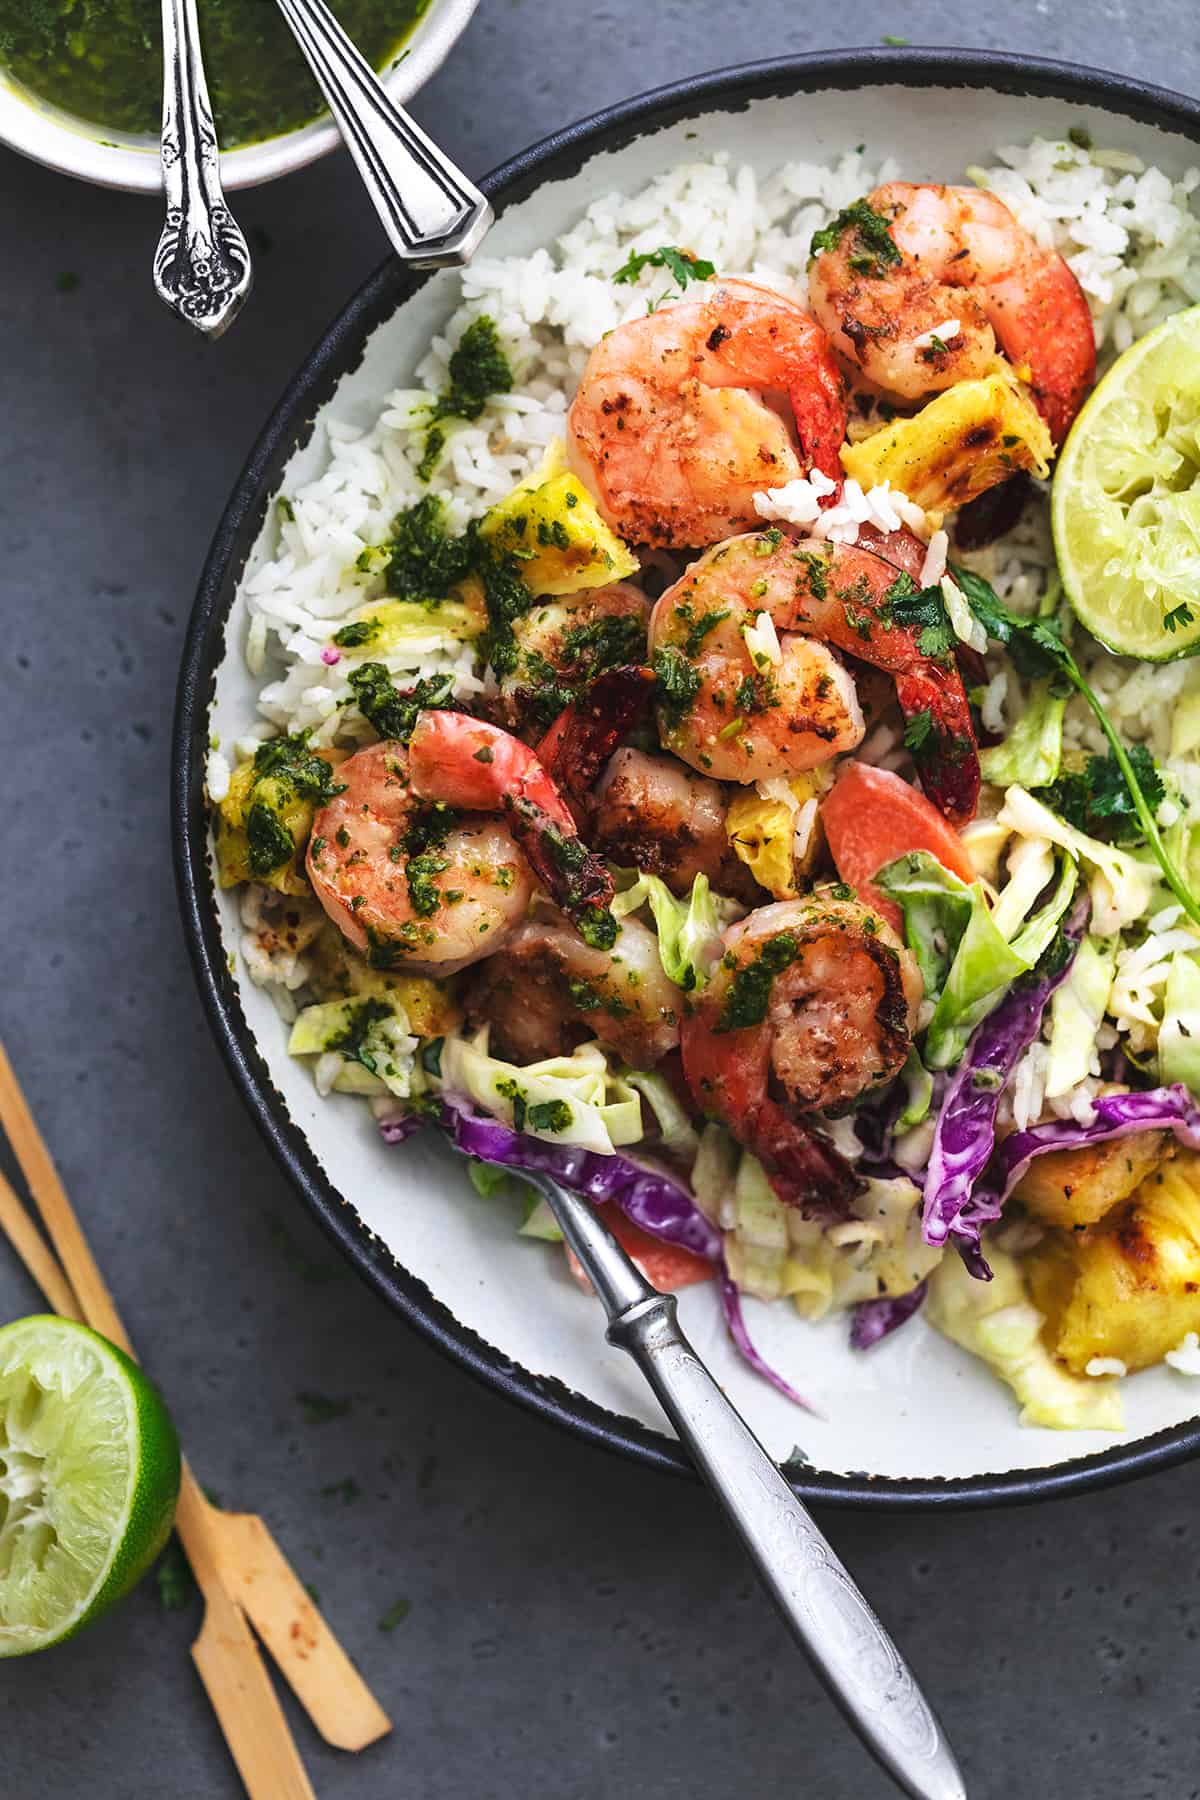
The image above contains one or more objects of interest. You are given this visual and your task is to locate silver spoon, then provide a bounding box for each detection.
[269,0,492,267]
[526,1171,968,1800]
[154,0,252,337]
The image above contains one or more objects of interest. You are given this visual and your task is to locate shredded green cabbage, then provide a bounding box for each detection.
[611,871,741,992]
[1046,935,1115,1098]
[436,1028,642,1153]
[1160,952,1200,1093]
[978,677,1067,790]
[997,785,1157,936]
[877,848,1077,1069]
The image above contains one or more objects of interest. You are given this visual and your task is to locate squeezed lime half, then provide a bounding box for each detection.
[1052,303,1200,660]
[0,1316,180,1656]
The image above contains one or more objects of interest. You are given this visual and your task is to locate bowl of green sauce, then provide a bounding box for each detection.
[0,0,480,192]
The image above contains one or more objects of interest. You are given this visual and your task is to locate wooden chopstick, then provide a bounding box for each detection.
[0,1040,390,1775]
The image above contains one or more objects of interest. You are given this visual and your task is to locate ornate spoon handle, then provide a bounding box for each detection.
[531,1174,968,1800]
[270,0,492,266]
[154,0,252,337]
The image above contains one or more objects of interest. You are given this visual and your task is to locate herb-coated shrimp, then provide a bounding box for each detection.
[496,582,650,737]
[648,529,981,826]
[307,712,615,971]
[681,895,922,1212]
[808,185,1095,443]
[464,914,681,1067]
[566,279,848,547]
[591,748,762,904]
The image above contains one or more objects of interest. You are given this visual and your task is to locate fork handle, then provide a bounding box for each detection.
[270,0,492,266]
[535,1176,966,1800]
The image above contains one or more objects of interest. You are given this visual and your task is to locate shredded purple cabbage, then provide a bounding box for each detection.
[718,1272,815,1412]
[438,1093,722,1258]
[379,1095,821,1407]
[989,1084,1200,1205]
[850,1280,928,1350]
[379,1112,426,1146]
[922,896,1088,1275]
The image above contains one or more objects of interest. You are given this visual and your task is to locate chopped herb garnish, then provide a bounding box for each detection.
[1164,602,1194,634]
[653,645,702,726]
[495,1077,528,1132]
[378,1597,411,1631]
[888,581,955,662]
[332,617,382,649]
[245,801,298,878]
[716,933,799,1032]
[421,1036,444,1077]
[325,999,395,1075]
[810,198,902,275]
[347,662,455,742]
[527,1098,573,1133]
[957,563,1200,927]
[417,317,512,482]
[903,708,937,756]
[612,245,717,292]
[1044,744,1165,845]
[253,730,340,802]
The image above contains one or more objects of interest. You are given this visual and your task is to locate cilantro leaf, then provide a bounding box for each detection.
[612,245,716,289]
[903,708,936,755]
[957,563,1199,927]
[809,199,902,274]
[888,582,954,662]
[1044,745,1165,845]
[1165,602,1195,634]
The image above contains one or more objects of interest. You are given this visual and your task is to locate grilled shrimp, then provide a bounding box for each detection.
[647,528,980,825]
[681,895,922,1211]
[591,747,762,904]
[307,711,615,972]
[464,914,681,1066]
[566,279,848,547]
[497,582,650,736]
[808,183,1095,442]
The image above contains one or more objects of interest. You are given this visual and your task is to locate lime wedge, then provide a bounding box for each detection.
[1052,303,1200,661]
[0,1316,180,1656]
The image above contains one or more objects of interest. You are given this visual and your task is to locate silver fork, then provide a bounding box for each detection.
[528,1171,968,1800]
[153,0,252,337]
[269,0,492,267]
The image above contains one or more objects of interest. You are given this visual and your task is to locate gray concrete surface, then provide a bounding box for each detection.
[1,8,1198,1799]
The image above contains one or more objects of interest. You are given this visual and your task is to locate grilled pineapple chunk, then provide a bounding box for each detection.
[215,758,312,896]
[1012,1130,1171,1231]
[1028,1154,1200,1374]
[480,440,638,597]
[725,773,826,900]
[840,372,1053,513]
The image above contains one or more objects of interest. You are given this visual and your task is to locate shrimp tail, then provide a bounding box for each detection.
[894,663,981,829]
[504,794,618,949]
[790,358,849,488]
[747,1098,863,1218]
[536,665,657,802]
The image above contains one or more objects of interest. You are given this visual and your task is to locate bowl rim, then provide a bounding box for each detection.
[174,45,1200,1510]
[0,0,480,194]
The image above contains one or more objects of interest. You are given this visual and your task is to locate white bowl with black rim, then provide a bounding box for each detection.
[174,48,1200,1508]
[0,0,479,192]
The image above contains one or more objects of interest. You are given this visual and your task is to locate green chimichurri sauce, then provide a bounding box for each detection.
[0,0,429,149]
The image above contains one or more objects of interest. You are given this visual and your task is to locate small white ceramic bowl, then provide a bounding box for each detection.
[0,0,479,193]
